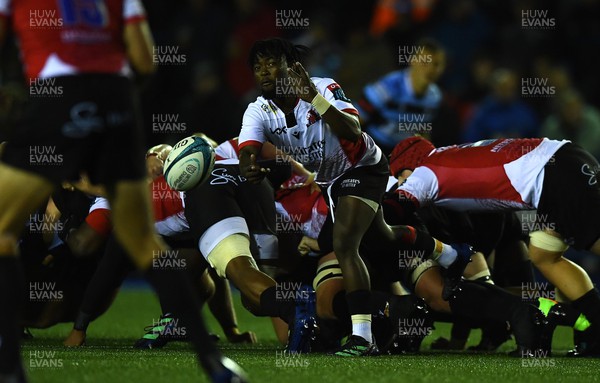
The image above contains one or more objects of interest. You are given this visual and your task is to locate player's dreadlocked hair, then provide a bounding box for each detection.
[248,38,310,68]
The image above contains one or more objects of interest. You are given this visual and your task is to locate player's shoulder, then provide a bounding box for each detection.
[313,77,353,103]
[311,76,334,93]
[244,96,277,116]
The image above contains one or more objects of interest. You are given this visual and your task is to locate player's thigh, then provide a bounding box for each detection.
[332,196,377,253]
[463,252,490,279]
[414,266,449,313]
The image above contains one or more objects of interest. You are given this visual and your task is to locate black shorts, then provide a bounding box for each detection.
[184,164,276,240]
[2,74,146,185]
[537,143,600,249]
[323,155,390,212]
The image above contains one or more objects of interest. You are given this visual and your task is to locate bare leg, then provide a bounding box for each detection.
[0,164,53,378]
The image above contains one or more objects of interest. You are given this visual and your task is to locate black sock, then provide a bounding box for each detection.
[0,257,24,375]
[259,286,295,323]
[145,267,220,370]
[413,228,436,255]
[331,291,350,321]
[370,291,421,319]
[390,225,435,254]
[572,288,600,326]
[346,289,371,315]
[73,312,93,331]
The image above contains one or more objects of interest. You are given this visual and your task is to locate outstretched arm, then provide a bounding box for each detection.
[287,62,361,142]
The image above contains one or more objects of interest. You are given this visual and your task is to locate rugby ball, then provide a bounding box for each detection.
[163,136,215,191]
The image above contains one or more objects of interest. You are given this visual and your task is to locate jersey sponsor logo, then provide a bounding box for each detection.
[270,126,288,135]
[278,140,325,164]
[306,109,321,127]
[61,102,105,138]
[59,0,108,27]
[327,83,351,102]
[209,167,246,186]
[581,163,600,186]
[340,178,360,188]
[291,131,301,139]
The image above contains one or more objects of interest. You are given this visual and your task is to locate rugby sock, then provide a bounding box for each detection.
[73,312,93,331]
[331,291,351,321]
[259,286,295,323]
[572,288,600,327]
[0,257,24,375]
[429,239,458,268]
[395,226,458,268]
[145,268,221,368]
[351,315,372,343]
[347,290,372,343]
[538,298,590,331]
[370,291,421,319]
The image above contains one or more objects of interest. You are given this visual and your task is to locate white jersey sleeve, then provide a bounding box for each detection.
[89,197,110,213]
[124,0,146,22]
[313,77,358,115]
[215,139,239,160]
[397,166,438,207]
[239,103,267,148]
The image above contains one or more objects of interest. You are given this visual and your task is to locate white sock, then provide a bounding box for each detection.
[351,314,372,343]
[437,242,458,268]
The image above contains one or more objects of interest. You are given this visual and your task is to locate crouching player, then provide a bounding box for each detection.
[390,136,600,355]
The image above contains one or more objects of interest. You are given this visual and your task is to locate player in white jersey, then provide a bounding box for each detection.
[238,38,472,356]
[390,136,600,355]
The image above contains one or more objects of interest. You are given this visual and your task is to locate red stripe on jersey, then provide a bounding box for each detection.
[124,15,146,24]
[338,135,366,166]
[238,140,263,151]
[342,107,359,116]
[230,138,240,154]
[150,176,183,221]
[85,208,112,237]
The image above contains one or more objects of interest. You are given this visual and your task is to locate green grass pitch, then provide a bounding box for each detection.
[21,288,600,383]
